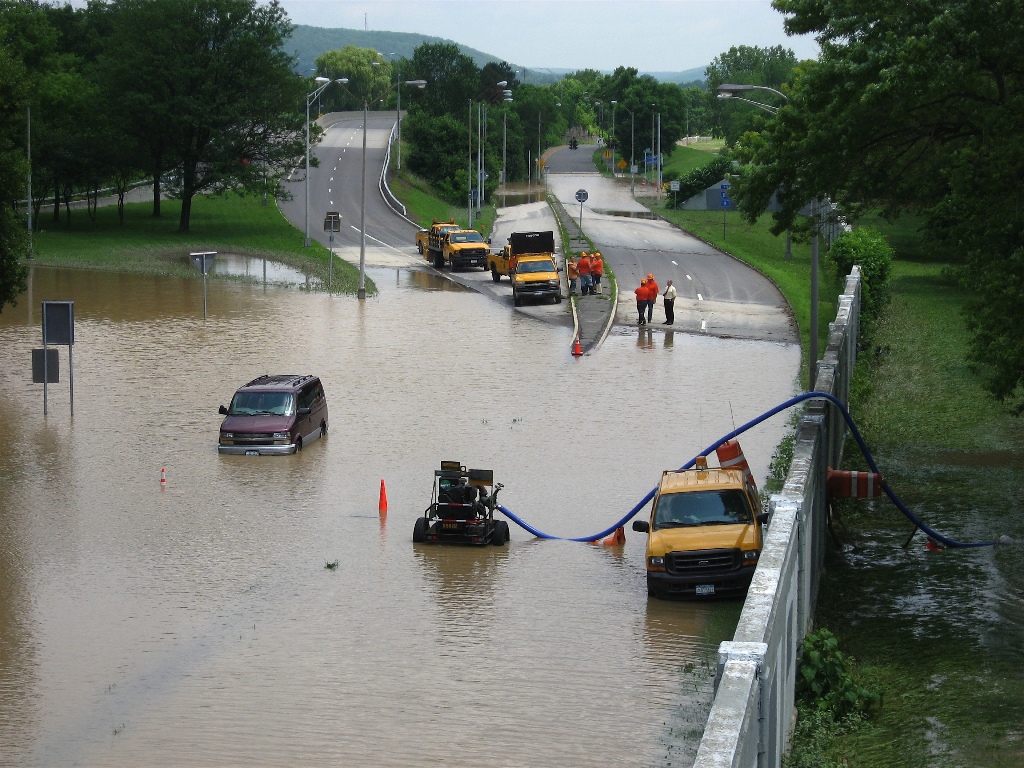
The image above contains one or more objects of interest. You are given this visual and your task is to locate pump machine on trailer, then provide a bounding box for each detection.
[412,462,509,546]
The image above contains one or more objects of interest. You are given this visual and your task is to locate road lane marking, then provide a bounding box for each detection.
[686,274,692,280]
[671,260,678,265]
[697,293,704,301]
[701,319,707,332]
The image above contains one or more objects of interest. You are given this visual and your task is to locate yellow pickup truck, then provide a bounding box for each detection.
[416,220,459,262]
[631,454,768,599]
[487,231,562,306]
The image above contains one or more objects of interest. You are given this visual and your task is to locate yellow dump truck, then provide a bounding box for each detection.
[416,220,459,261]
[487,231,562,306]
[631,454,768,599]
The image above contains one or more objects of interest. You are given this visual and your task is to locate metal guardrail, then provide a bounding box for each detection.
[694,268,862,768]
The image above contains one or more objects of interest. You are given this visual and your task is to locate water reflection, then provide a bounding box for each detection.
[0,265,800,767]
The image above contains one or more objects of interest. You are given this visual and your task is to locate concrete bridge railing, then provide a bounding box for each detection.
[694,267,862,768]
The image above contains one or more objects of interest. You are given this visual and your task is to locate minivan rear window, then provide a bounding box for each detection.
[228,391,295,416]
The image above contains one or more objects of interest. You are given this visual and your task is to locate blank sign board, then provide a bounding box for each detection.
[32,348,59,383]
[42,301,74,346]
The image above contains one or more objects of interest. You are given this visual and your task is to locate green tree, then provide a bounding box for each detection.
[315,46,392,112]
[0,26,29,313]
[99,0,307,233]
[706,44,797,143]
[736,0,1024,411]
[406,42,478,119]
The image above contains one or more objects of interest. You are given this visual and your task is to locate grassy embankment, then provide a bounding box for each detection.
[645,143,1024,766]
[389,171,496,237]
[29,191,371,294]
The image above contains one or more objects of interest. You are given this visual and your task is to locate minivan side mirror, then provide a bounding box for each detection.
[298,406,312,416]
[757,512,771,526]
[218,405,228,415]
[631,520,650,533]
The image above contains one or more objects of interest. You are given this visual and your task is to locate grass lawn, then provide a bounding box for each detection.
[29,192,371,295]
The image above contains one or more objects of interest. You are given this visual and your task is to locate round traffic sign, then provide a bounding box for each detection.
[575,189,589,203]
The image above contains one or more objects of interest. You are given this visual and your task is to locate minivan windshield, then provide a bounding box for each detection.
[653,489,752,529]
[229,391,295,416]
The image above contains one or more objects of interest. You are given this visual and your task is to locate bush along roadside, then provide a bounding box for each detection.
[784,628,881,767]
[827,227,893,349]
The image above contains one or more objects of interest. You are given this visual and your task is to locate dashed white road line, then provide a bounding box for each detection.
[697,293,704,301]
[701,319,707,332]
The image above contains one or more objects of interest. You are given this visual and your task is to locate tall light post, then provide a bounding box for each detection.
[496,81,511,194]
[610,100,617,176]
[337,72,425,298]
[396,78,426,171]
[305,76,347,247]
[715,83,817,385]
[26,105,32,258]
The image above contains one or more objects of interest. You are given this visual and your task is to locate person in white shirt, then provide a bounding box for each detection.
[663,280,677,324]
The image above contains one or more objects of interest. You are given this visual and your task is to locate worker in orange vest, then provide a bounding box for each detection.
[567,256,579,295]
[577,252,593,295]
[644,273,659,323]
[634,279,648,324]
[590,252,604,294]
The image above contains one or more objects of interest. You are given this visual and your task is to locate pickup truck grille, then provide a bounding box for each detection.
[666,548,741,575]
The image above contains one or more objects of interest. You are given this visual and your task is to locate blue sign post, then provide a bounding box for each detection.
[720,183,732,238]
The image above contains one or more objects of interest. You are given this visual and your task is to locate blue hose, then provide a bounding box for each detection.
[497,391,1002,548]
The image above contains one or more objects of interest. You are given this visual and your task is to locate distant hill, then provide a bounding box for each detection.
[285,25,521,76]
[284,25,707,85]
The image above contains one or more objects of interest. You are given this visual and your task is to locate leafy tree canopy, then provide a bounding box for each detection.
[315,46,394,112]
[734,0,1024,411]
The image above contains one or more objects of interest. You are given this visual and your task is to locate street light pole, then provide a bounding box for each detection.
[610,100,617,176]
[715,83,817,385]
[305,76,347,247]
[358,98,368,299]
[26,105,32,258]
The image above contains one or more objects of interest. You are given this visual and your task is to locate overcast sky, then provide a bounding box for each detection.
[279,0,819,73]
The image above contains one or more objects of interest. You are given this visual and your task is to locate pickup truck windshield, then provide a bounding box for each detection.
[229,391,296,416]
[653,489,753,529]
[449,232,484,243]
[515,260,556,274]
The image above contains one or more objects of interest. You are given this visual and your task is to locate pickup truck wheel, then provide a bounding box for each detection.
[513,294,522,307]
[413,517,428,543]
[490,267,501,283]
[433,253,444,269]
[553,295,562,305]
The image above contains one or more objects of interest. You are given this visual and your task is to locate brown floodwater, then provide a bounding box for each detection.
[0,265,799,767]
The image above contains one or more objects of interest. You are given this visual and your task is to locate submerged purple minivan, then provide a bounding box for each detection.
[218,374,328,455]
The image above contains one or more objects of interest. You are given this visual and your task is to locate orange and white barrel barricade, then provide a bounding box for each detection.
[826,468,884,499]
[715,440,755,489]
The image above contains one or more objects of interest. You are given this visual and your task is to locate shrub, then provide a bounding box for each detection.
[667,155,733,207]
[796,628,881,719]
[827,227,893,345]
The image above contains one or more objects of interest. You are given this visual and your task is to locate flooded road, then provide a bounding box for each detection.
[0,265,800,767]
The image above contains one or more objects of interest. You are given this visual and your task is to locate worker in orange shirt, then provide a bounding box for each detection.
[567,256,579,295]
[590,251,604,294]
[577,251,593,295]
[634,279,648,324]
[644,273,659,323]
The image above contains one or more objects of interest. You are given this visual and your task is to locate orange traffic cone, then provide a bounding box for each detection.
[572,336,583,357]
[925,537,944,552]
[602,526,626,546]
[378,479,388,516]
